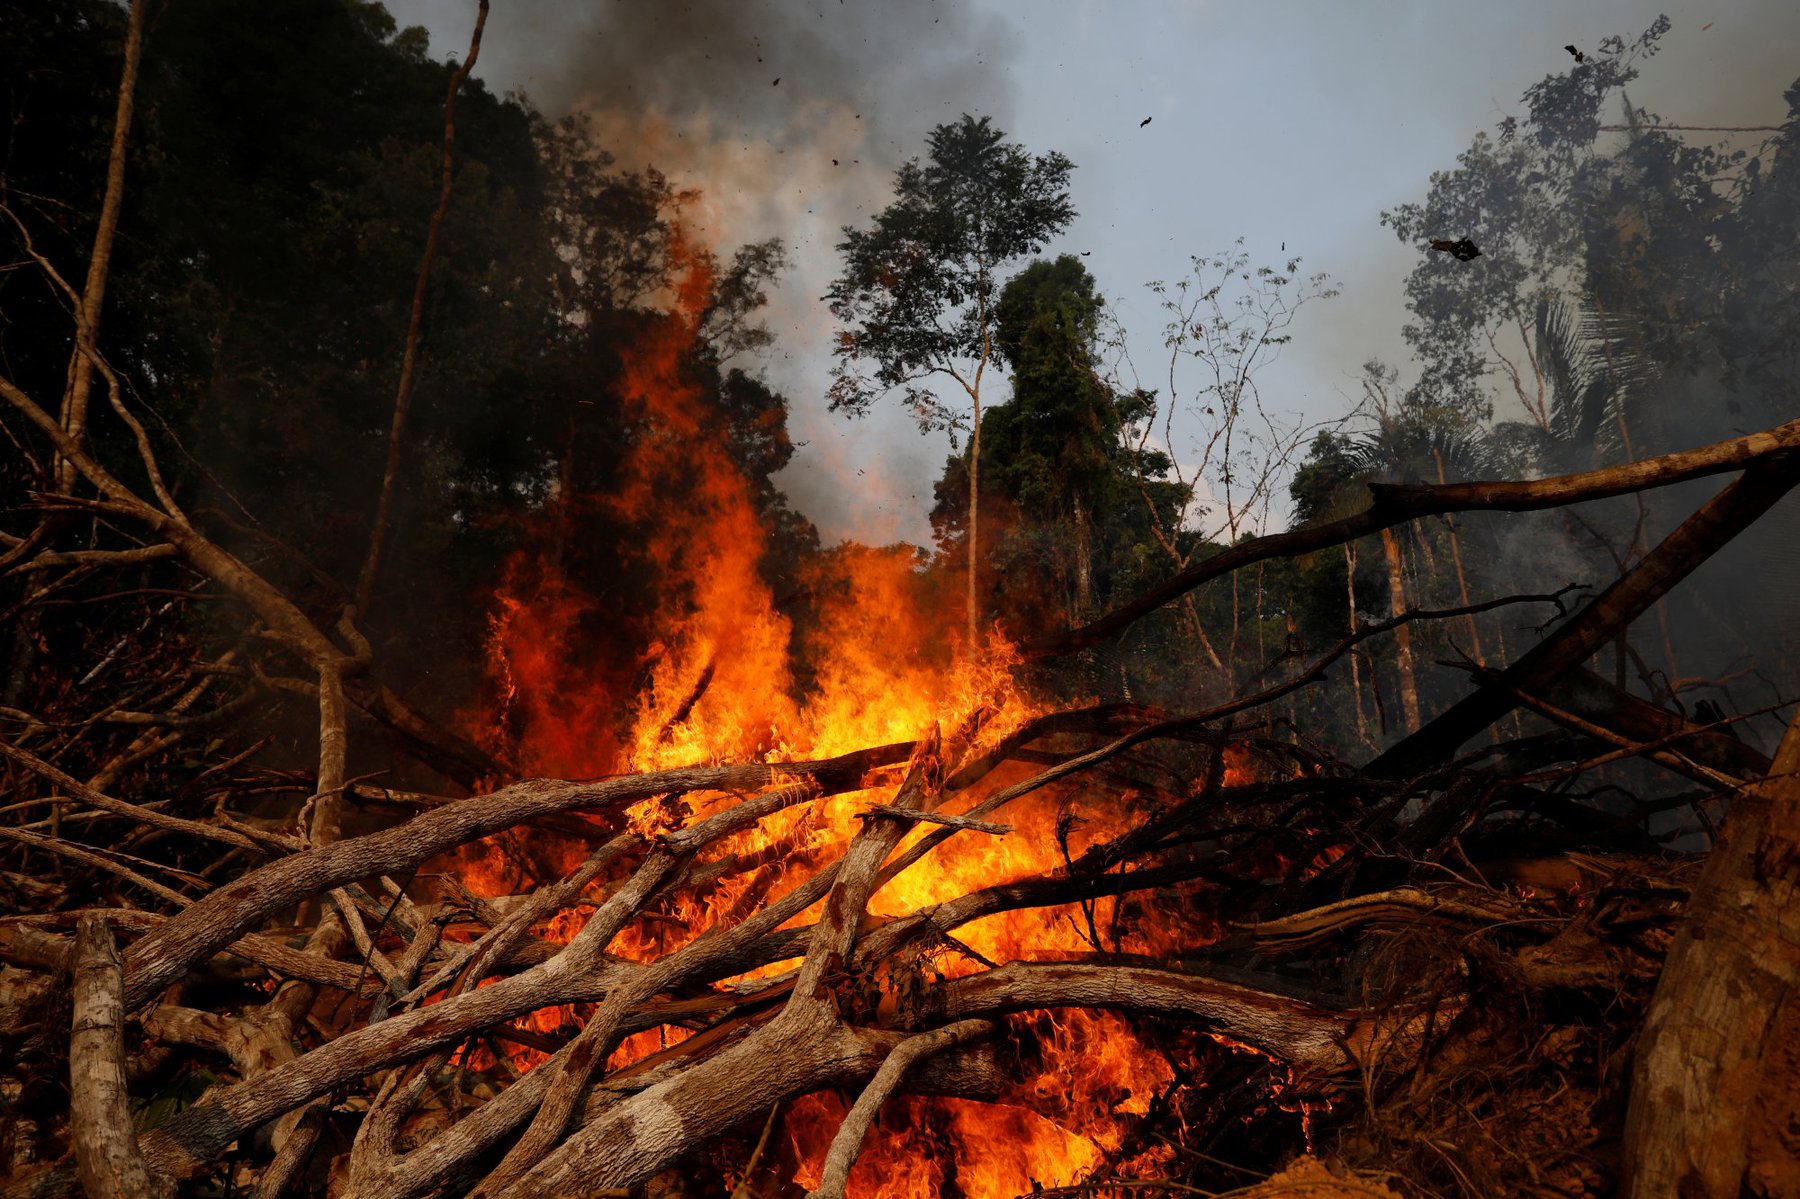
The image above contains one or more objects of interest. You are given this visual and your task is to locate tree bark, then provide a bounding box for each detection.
[1072,491,1093,618]
[1620,709,1800,1198]
[69,916,167,1199]
[1379,524,1421,734]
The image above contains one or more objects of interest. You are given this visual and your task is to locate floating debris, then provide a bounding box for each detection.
[1429,237,1483,261]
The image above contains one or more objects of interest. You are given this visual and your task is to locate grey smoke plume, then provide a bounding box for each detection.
[381,0,1023,546]
[449,1,1018,165]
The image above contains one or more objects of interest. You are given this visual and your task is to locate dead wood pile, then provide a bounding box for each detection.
[1,398,1796,1197]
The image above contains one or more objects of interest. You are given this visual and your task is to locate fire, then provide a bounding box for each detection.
[782,1094,1107,1198]
[451,227,1249,1195]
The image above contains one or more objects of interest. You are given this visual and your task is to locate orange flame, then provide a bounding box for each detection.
[451,228,1266,1195]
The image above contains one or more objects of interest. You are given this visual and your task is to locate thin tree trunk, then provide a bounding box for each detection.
[1621,708,1800,1198]
[309,663,349,847]
[968,393,981,648]
[1344,542,1369,743]
[1255,563,1267,669]
[57,0,146,494]
[1431,450,1484,665]
[965,267,996,651]
[1482,609,1526,739]
[1181,594,1227,676]
[1228,571,1242,694]
[355,0,488,614]
[1431,449,1492,743]
[1379,524,1421,734]
[1071,492,1093,619]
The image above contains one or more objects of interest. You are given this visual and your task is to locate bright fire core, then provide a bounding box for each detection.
[452,236,1246,1197]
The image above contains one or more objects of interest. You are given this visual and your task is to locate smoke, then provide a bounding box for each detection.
[481,1,1013,146]
[395,0,1022,546]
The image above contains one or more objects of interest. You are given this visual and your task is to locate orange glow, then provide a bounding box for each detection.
[449,227,1261,1194]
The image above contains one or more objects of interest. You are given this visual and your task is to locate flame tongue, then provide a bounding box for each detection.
[459,227,1225,1196]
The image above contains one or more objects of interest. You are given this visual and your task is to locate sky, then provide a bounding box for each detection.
[382,0,1800,547]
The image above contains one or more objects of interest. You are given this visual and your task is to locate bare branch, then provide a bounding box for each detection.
[55,0,146,492]
[356,0,490,614]
[806,1020,994,1199]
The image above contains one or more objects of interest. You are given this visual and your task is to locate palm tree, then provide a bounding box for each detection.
[1490,292,1654,478]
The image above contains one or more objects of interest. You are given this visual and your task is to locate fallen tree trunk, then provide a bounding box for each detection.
[1539,665,1772,780]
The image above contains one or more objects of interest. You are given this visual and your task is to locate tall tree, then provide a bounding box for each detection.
[1378,20,1676,423]
[991,255,1114,617]
[0,0,559,710]
[921,253,1188,644]
[931,255,1180,635]
[1349,365,1488,734]
[826,114,1075,645]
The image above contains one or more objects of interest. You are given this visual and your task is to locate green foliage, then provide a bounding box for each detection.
[1287,431,1366,529]
[1380,16,1800,450]
[1374,18,1800,698]
[826,114,1076,433]
[929,255,1184,642]
[1377,20,1675,417]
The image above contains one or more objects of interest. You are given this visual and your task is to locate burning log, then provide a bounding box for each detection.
[805,1019,995,1199]
[0,655,1758,1198]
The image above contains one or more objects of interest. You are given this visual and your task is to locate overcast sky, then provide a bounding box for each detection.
[383,0,1799,546]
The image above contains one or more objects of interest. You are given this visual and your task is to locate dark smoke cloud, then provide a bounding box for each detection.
[460,0,1018,160]
[378,0,1024,546]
